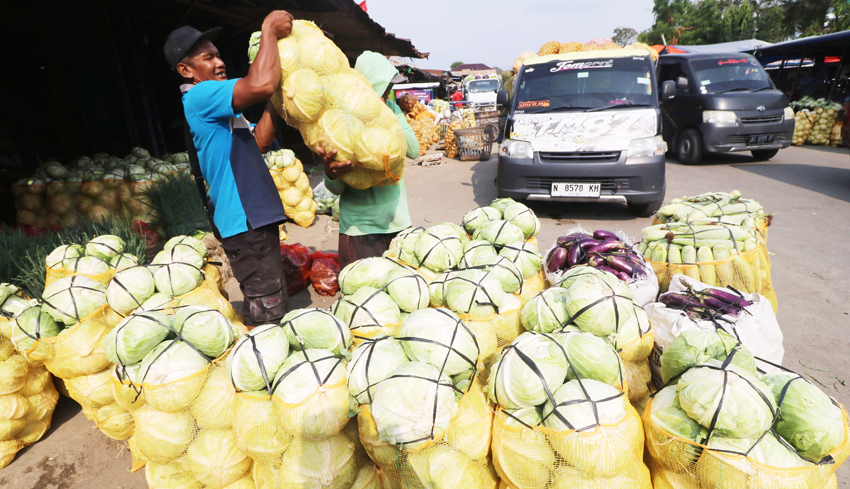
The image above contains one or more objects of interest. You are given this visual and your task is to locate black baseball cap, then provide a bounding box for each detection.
[164,26,222,70]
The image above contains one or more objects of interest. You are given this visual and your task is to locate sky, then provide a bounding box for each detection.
[365,0,658,71]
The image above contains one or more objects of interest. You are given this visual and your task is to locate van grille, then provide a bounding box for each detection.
[740,115,783,125]
[525,177,629,192]
[539,151,621,163]
[728,134,786,145]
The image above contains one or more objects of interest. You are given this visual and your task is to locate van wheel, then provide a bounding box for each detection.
[751,149,779,161]
[676,129,703,165]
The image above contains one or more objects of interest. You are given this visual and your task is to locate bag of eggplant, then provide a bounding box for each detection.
[645,274,783,390]
[545,228,659,306]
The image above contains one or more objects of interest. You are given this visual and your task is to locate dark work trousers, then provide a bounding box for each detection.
[338,232,400,270]
[220,224,287,327]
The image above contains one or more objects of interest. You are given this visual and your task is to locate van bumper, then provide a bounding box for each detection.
[700,119,795,153]
[496,151,666,205]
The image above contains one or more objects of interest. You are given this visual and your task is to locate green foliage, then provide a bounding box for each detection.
[450,61,464,70]
[144,173,210,240]
[612,26,639,46]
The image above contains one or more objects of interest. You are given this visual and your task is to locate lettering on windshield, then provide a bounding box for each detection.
[518,100,551,109]
[550,60,614,73]
[718,58,748,65]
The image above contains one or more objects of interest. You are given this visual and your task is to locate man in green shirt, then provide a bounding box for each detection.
[319,51,420,269]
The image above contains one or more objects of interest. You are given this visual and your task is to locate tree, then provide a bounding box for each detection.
[450,61,464,70]
[612,27,638,46]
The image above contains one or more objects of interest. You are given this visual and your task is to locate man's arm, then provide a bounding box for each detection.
[232,11,293,113]
[254,100,278,153]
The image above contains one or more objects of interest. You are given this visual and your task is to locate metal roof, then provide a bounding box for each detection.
[752,30,850,64]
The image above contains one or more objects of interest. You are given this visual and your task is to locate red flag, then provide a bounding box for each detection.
[358,1,368,12]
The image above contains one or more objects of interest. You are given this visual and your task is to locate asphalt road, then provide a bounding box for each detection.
[2,144,848,488]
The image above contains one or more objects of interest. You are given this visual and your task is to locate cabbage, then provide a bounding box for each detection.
[461,206,501,235]
[153,247,205,270]
[472,255,523,294]
[12,304,61,351]
[444,270,504,319]
[45,244,84,268]
[173,306,235,358]
[437,222,469,245]
[186,429,251,488]
[324,72,383,121]
[650,385,707,442]
[499,241,542,280]
[338,257,399,296]
[355,123,407,172]
[134,406,196,463]
[139,340,209,385]
[677,362,775,438]
[497,407,555,488]
[503,203,540,239]
[489,198,516,215]
[110,253,138,271]
[283,69,326,123]
[371,362,459,447]
[542,379,626,431]
[138,292,172,312]
[298,35,347,76]
[697,432,810,487]
[488,332,569,409]
[164,235,208,259]
[385,267,429,313]
[563,274,635,340]
[472,220,524,248]
[106,266,156,314]
[347,337,409,404]
[555,330,624,388]
[318,109,364,163]
[459,240,497,268]
[232,391,290,460]
[0,284,27,318]
[612,302,651,351]
[398,308,479,376]
[660,330,757,384]
[762,372,845,461]
[281,308,351,354]
[388,227,424,266]
[276,433,357,489]
[428,270,461,308]
[414,225,464,273]
[520,287,568,333]
[61,256,112,275]
[42,275,107,325]
[227,324,290,391]
[104,311,172,365]
[85,234,125,260]
[154,263,203,297]
[271,349,346,403]
[331,287,400,334]
[407,445,489,489]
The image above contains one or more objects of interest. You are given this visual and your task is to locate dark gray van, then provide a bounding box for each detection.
[657,53,795,164]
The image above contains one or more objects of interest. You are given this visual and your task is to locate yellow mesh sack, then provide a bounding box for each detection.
[642,397,850,489]
[357,364,498,489]
[559,42,583,54]
[64,368,134,440]
[648,243,777,312]
[458,307,522,368]
[44,263,116,289]
[167,265,246,330]
[269,158,317,228]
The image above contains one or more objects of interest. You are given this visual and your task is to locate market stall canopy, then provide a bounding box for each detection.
[753,30,850,65]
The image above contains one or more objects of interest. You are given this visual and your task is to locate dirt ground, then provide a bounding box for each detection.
[3,144,849,488]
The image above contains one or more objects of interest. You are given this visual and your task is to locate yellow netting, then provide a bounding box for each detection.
[268,159,317,228]
[0,335,59,469]
[648,243,777,313]
[357,364,498,489]
[45,264,116,289]
[642,398,850,489]
[458,308,522,368]
[66,368,134,440]
[491,401,651,489]
[168,265,246,329]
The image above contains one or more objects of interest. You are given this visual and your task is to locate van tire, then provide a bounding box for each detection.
[751,149,779,161]
[676,129,703,165]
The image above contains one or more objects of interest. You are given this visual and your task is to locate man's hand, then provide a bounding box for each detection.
[316,147,354,179]
[262,10,293,39]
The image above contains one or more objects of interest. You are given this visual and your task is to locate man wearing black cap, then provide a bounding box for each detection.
[163,11,297,327]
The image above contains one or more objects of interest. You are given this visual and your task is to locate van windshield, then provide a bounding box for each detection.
[514,56,655,113]
[689,57,772,93]
[468,79,500,93]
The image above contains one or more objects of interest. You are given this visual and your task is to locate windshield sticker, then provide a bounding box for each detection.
[701,80,711,85]
[577,72,589,78]
[518,100,551,109]
[718,58,748,65]
[550,60,614,73]
[510,109,657,153]
[637,77,650,85]
[525,67,535,73]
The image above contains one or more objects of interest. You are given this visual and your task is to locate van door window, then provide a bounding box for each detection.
[658,63,690,92]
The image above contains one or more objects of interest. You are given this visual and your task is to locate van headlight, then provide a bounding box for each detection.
[627,135,667,159]
[500,139,534,159]
[703,110,737,124]
[783,106,794,121]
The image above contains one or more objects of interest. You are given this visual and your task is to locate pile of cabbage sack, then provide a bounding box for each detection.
[44,234,140,279]
[646,329,849,489]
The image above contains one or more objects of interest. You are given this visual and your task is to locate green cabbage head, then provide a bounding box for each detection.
[61,256,112,275]
[660,329,757,384]
[542,379,627,431]
[398,308,479,376]
[45,244,84,268]
[503,203,540,239]
[414,225,464,273]
[110,253,139,271]
[106,266,156,315]
[472,220,524,249]
[386,267,429,313]
[650,385,707,442]
[281,308,351,355]
[139,339,210,385]
[459,240,497,268]
[338,257,399,295]
[499,241,542,280]
[472,255,523,294]
[173,306,236,358]
[153,263,203,297]
[461,206,501,235]
[347,336,409,404]
[164,235,208,259]
[227,324,290,391]
[489,198,516,215]
[86,235,125,260]
[488,332,569,409]
[42,275,107,325]
[521,287,568,333]
[554,330,624,389]
[271,349,346,403]
[332,287,400,335]
[12,304,61,351]
[563,274,635,340]
[104,311,172,365]
[444,270,504,319]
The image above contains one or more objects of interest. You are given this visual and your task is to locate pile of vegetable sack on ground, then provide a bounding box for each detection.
[653,190,770,242]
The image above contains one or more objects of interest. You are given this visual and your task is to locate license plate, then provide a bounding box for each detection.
[747,134,774,145]
[551,182,601,198]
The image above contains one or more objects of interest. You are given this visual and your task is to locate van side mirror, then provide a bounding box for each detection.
[661,80,676,102]
[675,76,689,91]
[497,90,510,107]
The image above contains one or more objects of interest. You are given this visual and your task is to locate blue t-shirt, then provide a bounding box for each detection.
[182,79,285,238]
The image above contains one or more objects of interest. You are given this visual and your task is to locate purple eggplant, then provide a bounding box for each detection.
[547,247,568,273]
[593,229,620,241]
[605,255,636,275]
[703,288,752,308]
[701,296,742,316]
[557,233,590,247]
[567,242,582,267]
[577,238,602,251]
[587,240,624,254]
[594,265,619,276]
[616,270,632,282]
[659,293,701,309]
[588,254,607,268]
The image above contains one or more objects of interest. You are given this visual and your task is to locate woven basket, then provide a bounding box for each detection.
[454,125,498,161]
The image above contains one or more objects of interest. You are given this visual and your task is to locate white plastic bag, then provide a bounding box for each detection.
[646,274,784,389]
